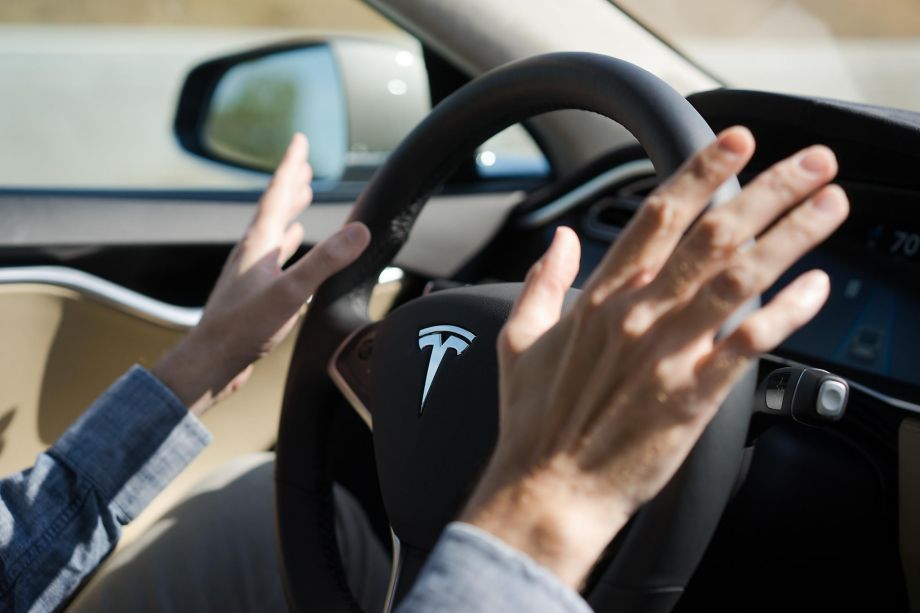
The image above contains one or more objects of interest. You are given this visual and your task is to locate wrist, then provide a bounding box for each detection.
[461,468,630,589]
[151,329,242,416]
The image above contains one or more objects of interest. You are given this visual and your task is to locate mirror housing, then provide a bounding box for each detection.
[174,37,430,181]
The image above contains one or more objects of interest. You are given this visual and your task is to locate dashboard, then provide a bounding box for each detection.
[692,89,920,406]
[561,88,920,406]
[765,182,920,402]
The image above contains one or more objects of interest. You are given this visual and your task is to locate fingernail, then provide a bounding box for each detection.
[717,127,749,157]
[813,187,844,214]
[803,270,828,291]
[340,223,364,244]
[799,271,830,306]
[798,147,833,175]
[329,223,368,257]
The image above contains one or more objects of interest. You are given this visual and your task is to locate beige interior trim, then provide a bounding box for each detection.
[0,266,202,329]
[901,418,920,612]
[0,282,292,546]
[0,269,403,548]
[0,265,404,331]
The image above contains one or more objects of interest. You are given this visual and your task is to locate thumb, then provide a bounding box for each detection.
[501,227,580,355]
[282,222,371,302]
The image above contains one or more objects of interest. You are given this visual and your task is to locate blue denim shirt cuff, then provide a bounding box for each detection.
[400,521,592,613]
[50,365,212,523]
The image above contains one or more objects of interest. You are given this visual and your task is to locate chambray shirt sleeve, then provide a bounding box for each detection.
[396,522,592,613]
[0,365,211,613]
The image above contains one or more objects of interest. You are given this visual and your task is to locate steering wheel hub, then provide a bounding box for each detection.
[372,283,540,549]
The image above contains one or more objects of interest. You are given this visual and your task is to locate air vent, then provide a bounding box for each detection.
[582,166,657,242]
[517,158,655,228]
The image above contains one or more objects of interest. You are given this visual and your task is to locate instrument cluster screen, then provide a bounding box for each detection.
[766,184,920,398]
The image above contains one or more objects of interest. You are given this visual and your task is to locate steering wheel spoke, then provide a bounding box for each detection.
[329,322,379,430]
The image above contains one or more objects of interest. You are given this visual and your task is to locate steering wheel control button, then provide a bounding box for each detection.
[765,372,791,411]
[792,371,848,426]
[756,366,849,426]
[329,323,379,428]
[755,367,796,415]
[816,380,848,419]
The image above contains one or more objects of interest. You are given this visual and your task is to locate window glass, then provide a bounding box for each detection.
[0,0,394,188]
[0,0,548,188]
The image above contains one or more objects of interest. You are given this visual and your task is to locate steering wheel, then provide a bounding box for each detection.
[274,52,755,613]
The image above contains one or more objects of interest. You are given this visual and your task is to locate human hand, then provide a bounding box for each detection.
[152,134,370,416]
[461,126,848,588]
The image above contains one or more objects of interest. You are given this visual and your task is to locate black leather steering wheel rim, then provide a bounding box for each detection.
[275,52,755,613]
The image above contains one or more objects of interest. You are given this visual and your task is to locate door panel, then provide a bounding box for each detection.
[0,279,290,544]
[0,182,521,546]
[0,266,405,545]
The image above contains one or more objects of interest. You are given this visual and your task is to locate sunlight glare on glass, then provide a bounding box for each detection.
[387,78,408,95]
[478,150,497,167]
[395,50,414,67]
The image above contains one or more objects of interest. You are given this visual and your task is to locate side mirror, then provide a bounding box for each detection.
[174,38,430,181]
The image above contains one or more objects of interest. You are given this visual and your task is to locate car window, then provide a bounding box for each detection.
[0,0,547,189]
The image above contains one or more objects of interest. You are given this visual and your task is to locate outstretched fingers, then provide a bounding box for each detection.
[644,145,838,307]
[694,269,832,409]
[277,222,371,307]
[255,133,314,229]
[278,222,305,265]
[664,184,848,344]
[583,126,755,303]
[277,132,310,175]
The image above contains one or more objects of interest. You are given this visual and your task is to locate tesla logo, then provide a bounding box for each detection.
[417,325,476,414]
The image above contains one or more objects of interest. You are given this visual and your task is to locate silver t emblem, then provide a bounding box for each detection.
[417,325,476,413]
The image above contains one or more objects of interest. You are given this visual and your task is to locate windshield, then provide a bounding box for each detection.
[614,0,920,112]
